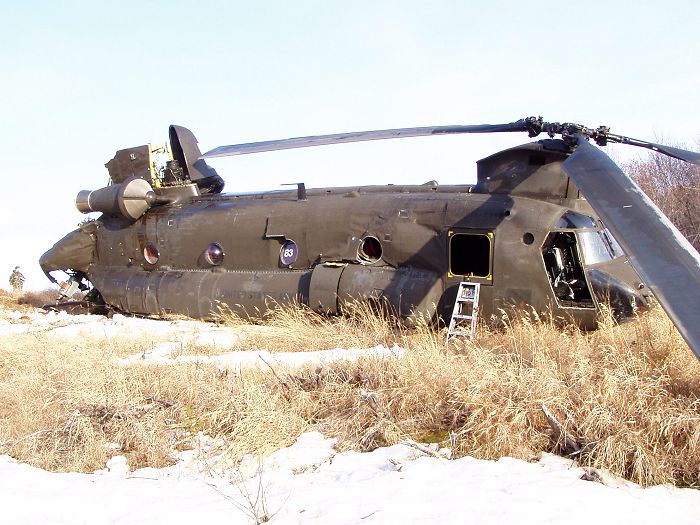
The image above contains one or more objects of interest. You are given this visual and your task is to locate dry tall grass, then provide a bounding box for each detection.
[0,289,43,313]
[0,287,85,312]
[215,300,401,352]
[0,298,699,487]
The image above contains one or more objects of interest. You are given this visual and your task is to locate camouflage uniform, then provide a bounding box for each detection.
[9,267,25,294]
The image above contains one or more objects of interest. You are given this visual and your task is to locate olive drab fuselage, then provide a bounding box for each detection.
[41,135,649,327]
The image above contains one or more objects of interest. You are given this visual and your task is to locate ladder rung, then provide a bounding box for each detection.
[452,314,473,320]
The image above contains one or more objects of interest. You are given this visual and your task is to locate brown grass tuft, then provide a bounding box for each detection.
[1,302,699,487]
[0,289,39,313]
[216,300,401,352]
[17,288,63,308]
[0,287,82,313]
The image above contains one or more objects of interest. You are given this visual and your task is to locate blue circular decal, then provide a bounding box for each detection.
[279,240,298,266]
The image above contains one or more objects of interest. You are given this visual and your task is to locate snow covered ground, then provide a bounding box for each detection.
[1,308,699,524]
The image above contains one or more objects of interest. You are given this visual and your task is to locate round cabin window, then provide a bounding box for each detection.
[358,236,382,264]
[204,243,225,266]
[143,243,160,265]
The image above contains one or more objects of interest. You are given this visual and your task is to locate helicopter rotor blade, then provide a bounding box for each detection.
[622,141,700,165]
[201,119,534,159]
[201,116,700,166]
[562,135,700,360]
[601,132,700,165]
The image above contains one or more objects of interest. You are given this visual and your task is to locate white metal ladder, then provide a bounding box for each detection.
[446,282,481,342]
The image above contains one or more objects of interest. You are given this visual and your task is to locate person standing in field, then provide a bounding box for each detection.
[9,266,25,295]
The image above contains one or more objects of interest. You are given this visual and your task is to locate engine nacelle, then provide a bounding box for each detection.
[75,176,155,221]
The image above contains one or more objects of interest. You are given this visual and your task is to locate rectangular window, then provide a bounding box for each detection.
[448,231,493,282]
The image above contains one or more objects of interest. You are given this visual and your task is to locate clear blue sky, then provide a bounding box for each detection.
[1,0,698,290]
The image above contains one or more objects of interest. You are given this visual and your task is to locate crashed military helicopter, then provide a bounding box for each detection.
[40,116,700,361]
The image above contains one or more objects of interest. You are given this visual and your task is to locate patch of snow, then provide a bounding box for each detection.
[105,455,130,476]
[1,431,699,524]
[116,343,405,371]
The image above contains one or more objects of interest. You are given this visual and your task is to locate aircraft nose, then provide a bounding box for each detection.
[587,267,649,320]
[40,225,97,281]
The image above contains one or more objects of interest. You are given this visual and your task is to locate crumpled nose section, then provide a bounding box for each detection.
[40,223,97,279]
[588,268,649,320]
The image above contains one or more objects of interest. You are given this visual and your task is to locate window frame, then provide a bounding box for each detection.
[447,230,494,284]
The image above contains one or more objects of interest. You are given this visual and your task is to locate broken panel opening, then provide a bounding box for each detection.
[449,233,492,279]
[542,232,594,308]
